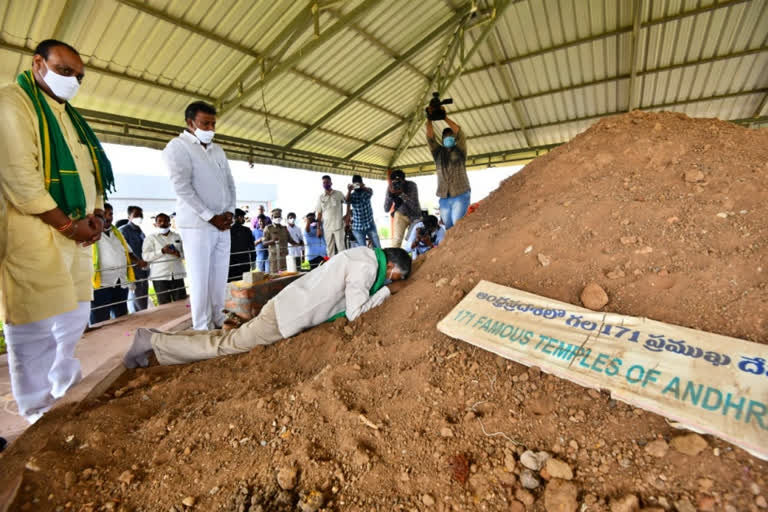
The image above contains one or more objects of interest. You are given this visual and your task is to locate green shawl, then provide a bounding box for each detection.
[16,70,115,219]
[327,248,388,322]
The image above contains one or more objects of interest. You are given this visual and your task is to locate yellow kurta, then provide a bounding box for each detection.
[0,83,103,325]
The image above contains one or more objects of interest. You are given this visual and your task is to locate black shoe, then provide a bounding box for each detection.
[0,437,7,452]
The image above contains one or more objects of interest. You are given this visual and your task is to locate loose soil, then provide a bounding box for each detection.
[2,111,767,512]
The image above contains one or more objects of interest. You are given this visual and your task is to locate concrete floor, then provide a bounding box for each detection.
[0,300,192,444]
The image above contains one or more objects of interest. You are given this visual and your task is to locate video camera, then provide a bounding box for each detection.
[426,92,453,121]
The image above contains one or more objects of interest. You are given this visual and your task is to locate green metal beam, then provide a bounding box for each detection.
[215,4,316,107]
[627,0,645,111]
[461,0,753,77]
[325,7,430,83]
[435,46,768,117]
[0,39,396,152]
[344,119,407,160]
[115,0,263,59]
[487,26,532,146]
[388,0,513,168]
[52,0,76,40]
[753,93,768,118]
[289,67,404,121]
[79,109,390,178]
[220,0,383,117]
[284,6,472,148]
[0,39,217,103]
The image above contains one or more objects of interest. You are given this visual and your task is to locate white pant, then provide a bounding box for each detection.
[180,226,231,330]
[4,301,89,422]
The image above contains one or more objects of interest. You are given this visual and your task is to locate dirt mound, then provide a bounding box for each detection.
[3,111,768,511]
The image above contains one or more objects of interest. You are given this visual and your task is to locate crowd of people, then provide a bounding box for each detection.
[0,39,471,429]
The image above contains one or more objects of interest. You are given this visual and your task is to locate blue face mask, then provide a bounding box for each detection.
[443,136,456,148]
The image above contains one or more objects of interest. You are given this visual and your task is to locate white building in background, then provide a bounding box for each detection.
[107,174,277,223]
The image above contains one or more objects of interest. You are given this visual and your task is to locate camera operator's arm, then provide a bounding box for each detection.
[344,201,351,228]
[383,189,394,213]
[425,120,439,152]
[445,117,467,154]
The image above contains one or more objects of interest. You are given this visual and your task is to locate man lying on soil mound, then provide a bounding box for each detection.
[124,246,412,367]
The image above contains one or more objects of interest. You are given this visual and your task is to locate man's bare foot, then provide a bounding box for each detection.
[124,328,155,368]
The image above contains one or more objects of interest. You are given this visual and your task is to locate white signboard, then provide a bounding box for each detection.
[437,281,768,459]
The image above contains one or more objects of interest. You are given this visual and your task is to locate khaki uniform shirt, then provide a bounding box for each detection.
[315,190,346,231]
[427,129,470,198]
[0,84,102,324]
[263,224,291,273]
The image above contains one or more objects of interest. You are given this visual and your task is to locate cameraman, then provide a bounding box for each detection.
[426,116,470,230]
[406,214,445,258]
[383,169,421,249]
[346,174,380,249]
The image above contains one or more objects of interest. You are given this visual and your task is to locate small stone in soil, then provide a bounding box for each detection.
[520,469,540,489]
[277,466,298,490]
[610,494,639,512]
[580,283,609,310]
[544,478,578,512]
[544,458,573,480]
[644,439,668,458]
[670,433,708,456]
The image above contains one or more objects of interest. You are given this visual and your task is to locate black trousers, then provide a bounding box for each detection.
[90,285,129,325]
[153,279,187,305]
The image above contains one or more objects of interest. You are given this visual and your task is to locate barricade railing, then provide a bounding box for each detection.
[89,249,278,313]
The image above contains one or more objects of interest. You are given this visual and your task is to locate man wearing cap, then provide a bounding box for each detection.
[262,208,299,274]
[426,117,470,229]
[228,208,255,281]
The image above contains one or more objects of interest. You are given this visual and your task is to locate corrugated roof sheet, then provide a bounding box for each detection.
[0,0,765,178]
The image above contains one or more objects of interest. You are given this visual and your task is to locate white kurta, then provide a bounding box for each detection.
[163,131,236,229]
[147,247,391,366]
[273,246,389,338]
[95,230,133,288]
[286,224,304,258]
[142,231,186,280]
[163,131,236,330]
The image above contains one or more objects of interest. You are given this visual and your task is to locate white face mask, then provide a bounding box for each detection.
[272,218,283,226]
[192,123,215,144]
[288,218,295,225]
[42,61,80,101]
[131,217,143,226]
[158,227,171,235]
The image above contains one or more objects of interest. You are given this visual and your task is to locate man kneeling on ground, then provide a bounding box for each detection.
[124,246,412,367]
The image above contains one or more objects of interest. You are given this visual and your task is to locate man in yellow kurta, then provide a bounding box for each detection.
[0,39,113,423]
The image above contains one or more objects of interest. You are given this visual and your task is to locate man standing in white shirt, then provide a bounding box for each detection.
[142,213,186,304]
[315,175,346,258]
[286,212,304,270]
[163,101,236,330]
[124,247,412,367]
[90,203,136,324]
